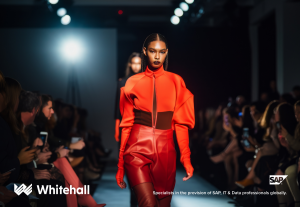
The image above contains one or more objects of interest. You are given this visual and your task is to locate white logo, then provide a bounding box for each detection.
[269,175,288,185]
[14,184,32,196]
[36,185,90,195]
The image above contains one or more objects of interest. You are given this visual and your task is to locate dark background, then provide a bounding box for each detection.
[0,4,253,111]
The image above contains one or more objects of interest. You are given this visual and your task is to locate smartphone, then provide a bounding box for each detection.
[242,128,249,138]
[3,168,15,174]
[71,137,83,144]
[243,139,251,148]
[238,112,243,117]
[40,131,48,147]
[242,128,251,148]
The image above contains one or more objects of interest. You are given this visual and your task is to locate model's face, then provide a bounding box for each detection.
[295,106,300,122]
[143,40,168,70]
[42,101,54,120]
[130,57,142,74]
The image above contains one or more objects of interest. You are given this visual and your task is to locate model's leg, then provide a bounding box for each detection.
[158,195,172,207]
[132,182,158,207]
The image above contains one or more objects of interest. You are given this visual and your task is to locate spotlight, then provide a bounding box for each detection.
[180,2,189,12]
[174,8,183,17]
[62,39,83,61]
[185,0,194,4]
[48,0,59,4]
[199,7,204,14]
[61,15,71,25]
[57,8,67,17]
[170,15,180,25]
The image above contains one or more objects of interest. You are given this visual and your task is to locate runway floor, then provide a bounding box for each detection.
[92,162,236,207]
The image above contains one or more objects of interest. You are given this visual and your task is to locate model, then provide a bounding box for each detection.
[114,52,141,207]
[116,33,195,207]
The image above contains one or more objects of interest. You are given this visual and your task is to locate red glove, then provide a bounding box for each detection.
[116,127,131,188]
[175,124,194,178]
[116,87,134,188]
[115,168,125,189]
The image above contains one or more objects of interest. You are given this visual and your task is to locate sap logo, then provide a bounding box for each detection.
[14,184,32,196]
[269,175,288,185]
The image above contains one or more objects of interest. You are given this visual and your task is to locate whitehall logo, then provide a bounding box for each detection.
[269,175,288,185]
[14,184,32,196]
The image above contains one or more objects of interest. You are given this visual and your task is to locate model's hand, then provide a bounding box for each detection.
[183,161,194,181]
[116,168,127,189]
[183,172,192,181]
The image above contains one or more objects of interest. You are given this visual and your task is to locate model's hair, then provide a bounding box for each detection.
[1,77,23,136]
[0,71,5,94]
[141,33,169,72]
[260,100,280,129]
[125,52,141,77]
[276,103,298,136]
[18,90,41,113]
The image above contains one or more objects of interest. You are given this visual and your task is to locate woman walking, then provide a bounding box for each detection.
[116,33,195,207]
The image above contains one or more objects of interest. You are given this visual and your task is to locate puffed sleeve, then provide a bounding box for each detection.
[117,87,135,169]
[172,77,195,176]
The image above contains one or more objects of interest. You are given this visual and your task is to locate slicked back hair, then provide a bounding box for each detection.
[141,33,169,72]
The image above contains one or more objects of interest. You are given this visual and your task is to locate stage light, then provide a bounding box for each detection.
[118,10,123,15]
[48,0,59,4]
[174,8,183,17]
[170,15,180,25]
[61,15,71,25]
[57,8,67,17]
[185,0,194,4]
[199,7,204,14]
[180,2,189,12]
[61,39,83,61]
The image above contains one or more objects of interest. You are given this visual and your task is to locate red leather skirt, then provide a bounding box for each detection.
[123,124,177,199]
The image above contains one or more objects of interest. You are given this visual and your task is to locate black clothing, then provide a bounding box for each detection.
[115,76,130,120]
[0,115,20,185]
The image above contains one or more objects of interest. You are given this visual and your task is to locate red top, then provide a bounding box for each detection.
[118,65,195,175]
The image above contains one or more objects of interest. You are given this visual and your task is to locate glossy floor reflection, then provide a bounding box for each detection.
[93,162,236,207]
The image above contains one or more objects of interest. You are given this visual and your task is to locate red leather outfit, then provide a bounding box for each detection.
[116,65,195,200]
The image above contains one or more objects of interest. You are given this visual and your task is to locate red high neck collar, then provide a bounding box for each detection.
[145,65,165,77]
